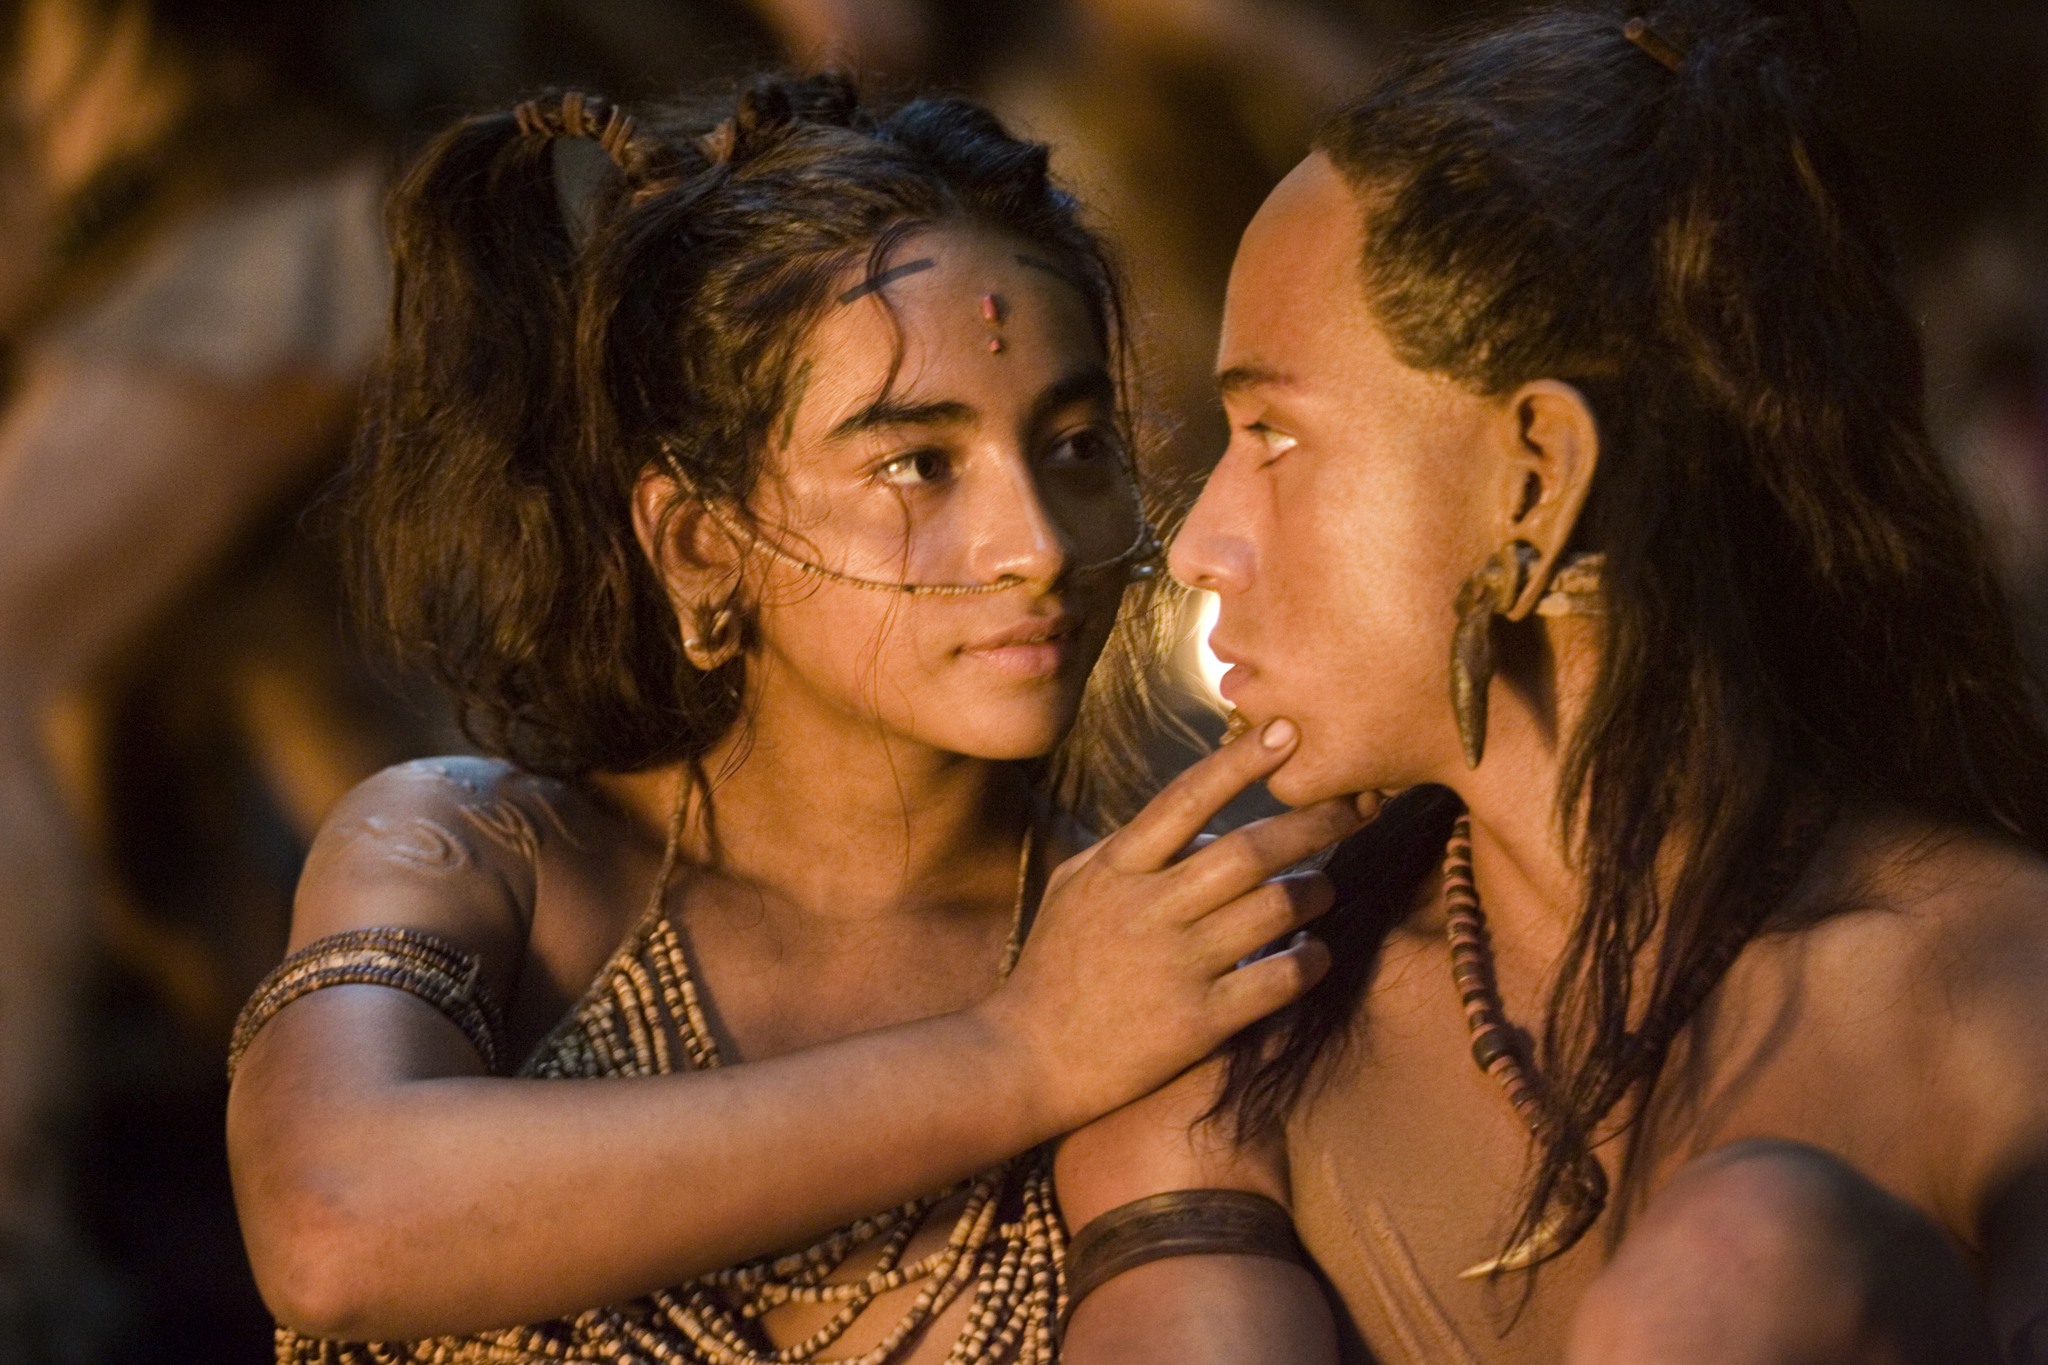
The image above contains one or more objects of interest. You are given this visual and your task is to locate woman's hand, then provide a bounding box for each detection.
[229,732,1367,1340]
[975,718,1368,1132]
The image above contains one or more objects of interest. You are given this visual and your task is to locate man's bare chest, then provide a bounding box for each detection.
[1283,944,1600,1363]
[1279,927,1947,1364]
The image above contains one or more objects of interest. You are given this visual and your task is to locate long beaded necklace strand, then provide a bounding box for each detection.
[1441,805,1834,1280]
[1440,815,1608,1279]
[503,794,1063,1365]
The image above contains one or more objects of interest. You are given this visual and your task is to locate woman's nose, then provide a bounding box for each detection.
[972,457,1071,586]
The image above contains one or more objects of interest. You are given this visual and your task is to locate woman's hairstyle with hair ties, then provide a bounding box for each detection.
[1222,0,2048,1273]
[347,73,1174,827]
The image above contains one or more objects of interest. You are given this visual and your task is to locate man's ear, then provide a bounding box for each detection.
[631,468,739,602]
[1495,379,1599,621]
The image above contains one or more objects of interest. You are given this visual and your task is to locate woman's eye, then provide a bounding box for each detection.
[1046,427,1121,468]
[1247,423,1298,460]
[877,449,951,487]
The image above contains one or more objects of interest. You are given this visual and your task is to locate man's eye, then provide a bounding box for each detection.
[878,449,951,487]
[1248,423,1298,459]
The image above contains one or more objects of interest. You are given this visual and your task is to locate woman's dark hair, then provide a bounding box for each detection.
[1222,0,2048,1274]
[348,73,1174,825]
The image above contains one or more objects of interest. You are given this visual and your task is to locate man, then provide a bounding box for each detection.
[1056,7,2048,1362]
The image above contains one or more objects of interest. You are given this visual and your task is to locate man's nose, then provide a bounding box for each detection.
[1168,457,1256,593]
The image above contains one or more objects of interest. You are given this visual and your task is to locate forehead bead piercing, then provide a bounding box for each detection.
[982,293,1006,354]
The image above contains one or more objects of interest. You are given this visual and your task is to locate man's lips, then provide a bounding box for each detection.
[961,616,1077,678]
[1207,637,1255,704]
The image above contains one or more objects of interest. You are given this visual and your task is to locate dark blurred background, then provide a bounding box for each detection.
[0,0,2038,1360]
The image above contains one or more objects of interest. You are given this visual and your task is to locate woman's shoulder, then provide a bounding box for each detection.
[293,757,615,949]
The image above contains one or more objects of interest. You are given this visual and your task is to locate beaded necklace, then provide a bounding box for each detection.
[260,799,1063,1365]
[508,801,1064,1365]
[1440,804,1833,1280]
[1440,815,1609,1279]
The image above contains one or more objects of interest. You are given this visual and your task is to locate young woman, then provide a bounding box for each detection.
[223,75,1365,1363]
[1056,4,2048,1363]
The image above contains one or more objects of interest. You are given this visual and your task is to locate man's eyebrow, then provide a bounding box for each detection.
[827,397,976,441]
[1215,363,1296,397]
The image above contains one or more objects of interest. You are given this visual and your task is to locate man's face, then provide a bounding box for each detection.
[1171,154,1506,805]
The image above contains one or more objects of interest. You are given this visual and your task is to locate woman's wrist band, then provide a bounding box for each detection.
[1058,1188,1303,1339]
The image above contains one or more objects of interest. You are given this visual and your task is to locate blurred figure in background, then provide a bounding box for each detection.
[0,0,396,1355]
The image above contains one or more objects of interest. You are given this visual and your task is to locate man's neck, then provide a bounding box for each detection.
[1438,616,1602,1000]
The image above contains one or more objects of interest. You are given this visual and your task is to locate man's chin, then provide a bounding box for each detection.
[1266,752,1403,813]
[1265,759,1343,810]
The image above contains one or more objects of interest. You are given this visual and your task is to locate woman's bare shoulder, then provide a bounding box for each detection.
[291,757,615,953]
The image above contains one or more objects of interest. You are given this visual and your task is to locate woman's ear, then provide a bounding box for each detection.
[1496,379,1599,621]
[631,468,739,603]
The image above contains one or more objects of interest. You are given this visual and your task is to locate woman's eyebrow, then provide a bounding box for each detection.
[827,397,975,441]
[1029,368,1115,428]
[826,369,1110,442]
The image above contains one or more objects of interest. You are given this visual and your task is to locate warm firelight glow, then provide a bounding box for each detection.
[1192,590,1228,705]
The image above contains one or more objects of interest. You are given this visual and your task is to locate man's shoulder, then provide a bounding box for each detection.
[1782,818,2048,1161]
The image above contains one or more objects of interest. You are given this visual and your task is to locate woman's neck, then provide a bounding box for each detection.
[601,695,1034,932]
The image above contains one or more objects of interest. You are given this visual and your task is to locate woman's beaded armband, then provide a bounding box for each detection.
[227,928,507,1079]
[1057,1189,1304,1339]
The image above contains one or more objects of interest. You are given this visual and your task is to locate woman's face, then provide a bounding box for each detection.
[1172,154,1517,805]
[687,223,1137,762]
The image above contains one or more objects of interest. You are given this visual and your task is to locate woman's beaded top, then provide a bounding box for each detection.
[269,839,1066,1365]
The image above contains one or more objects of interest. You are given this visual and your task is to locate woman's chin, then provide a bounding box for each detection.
[928,708,1075,764]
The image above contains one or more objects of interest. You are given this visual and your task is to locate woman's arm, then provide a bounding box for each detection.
[1055,1059,1340,1365]
[228,727,1366,1342]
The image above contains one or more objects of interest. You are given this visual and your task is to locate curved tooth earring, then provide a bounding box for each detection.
[681,600,743,671]
[1449,541,1538,768]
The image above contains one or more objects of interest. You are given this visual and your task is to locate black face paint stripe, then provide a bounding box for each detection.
[836,258,937,304]
[1015,253,1082,291]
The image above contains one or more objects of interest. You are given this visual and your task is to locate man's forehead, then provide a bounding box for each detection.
[1219,154,1371,382]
